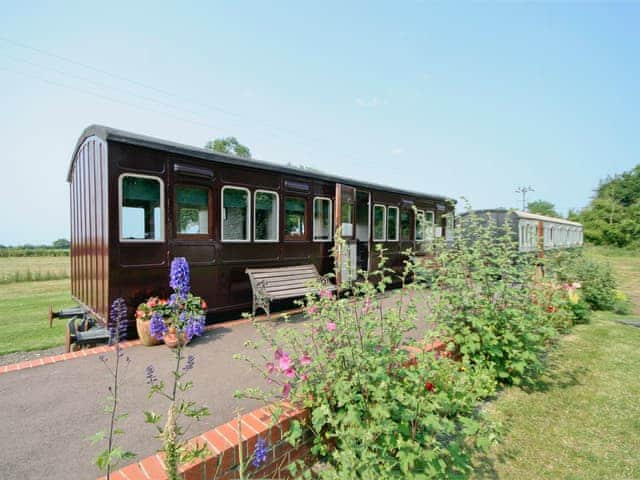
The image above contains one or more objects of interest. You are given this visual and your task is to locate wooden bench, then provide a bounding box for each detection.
[245,264,336,319]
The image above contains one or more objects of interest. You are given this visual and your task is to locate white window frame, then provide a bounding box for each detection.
[253,189,279,243]
[373,204,386,242]
[221,185,251,243]
[415,209,435,241]
[386,206,399,242]
[312,197,333,242]
[118,173,165,243]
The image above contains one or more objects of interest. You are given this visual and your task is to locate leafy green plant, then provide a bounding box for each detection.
[613,290,632,315]
[236,241,499,479]
[547,249,617,311]
[92,298,135,478]
[427,209,556,386]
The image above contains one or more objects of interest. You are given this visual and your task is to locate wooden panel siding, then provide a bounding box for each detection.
[70,136,109,323]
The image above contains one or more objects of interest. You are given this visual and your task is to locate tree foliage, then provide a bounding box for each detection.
[527,200,560,218]
[204,137,251,159]
[576,164,640,247]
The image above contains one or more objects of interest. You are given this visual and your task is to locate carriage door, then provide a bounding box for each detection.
[355,190,371,272]
[335,184,357,285]
[169,164,217,309]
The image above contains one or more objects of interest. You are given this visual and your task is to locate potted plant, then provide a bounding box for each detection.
[135,297,165,346]
[148,258,207,348]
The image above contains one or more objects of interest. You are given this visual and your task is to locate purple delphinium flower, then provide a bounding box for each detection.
[185,316,205,340]
[252,437,268,468]
[182,354,195,372]
[149,312,168,340]
[108,297,128,345]
[169,257,190,297]
[145,365,157,385]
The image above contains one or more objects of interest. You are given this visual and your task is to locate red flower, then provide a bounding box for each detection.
[425,382,435,392]
[201,299,208,309]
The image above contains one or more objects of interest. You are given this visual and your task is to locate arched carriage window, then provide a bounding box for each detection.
[119,174,164,241]
[254,190,279,242]
[222,186,250,242]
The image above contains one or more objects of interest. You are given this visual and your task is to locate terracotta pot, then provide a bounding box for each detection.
[136,317,161,346]
[163,326,189,348]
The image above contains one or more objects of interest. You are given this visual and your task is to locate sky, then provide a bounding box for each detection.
[0,1,639,245]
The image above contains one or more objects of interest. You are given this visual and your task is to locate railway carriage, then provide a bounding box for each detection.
[67,125,455,328]
[459,209,583,253]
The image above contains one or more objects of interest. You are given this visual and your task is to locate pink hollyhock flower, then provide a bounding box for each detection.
[306,305,318,315]
[300,353,312,365]
[274,346,283,361]
[279,353,292,371]
[300,374,308,382]
[320,289,334,300]
[362,296,372,314]
[284,367,296,378]
[266,362,276,374]
[326,322,337,332]
[282,383,291,398]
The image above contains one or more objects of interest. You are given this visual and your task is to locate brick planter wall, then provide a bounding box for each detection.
[100,403,310,480]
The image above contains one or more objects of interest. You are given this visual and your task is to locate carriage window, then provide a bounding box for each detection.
[285,197,307,240]
[254,190,278,242]
[400,209,411,240]
[176,186,209,235]
[387,207,399,241]
[373,205,386,241]
[313,197,332,241]
[222,186,250,241]
[120,174,163,241]
[415,210,434,241]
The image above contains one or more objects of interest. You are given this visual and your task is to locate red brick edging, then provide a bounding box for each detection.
[100,402,310,480]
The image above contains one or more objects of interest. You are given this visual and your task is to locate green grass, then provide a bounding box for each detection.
[0,279,73,355]
[476,246,640,479]
[0,256,70,284]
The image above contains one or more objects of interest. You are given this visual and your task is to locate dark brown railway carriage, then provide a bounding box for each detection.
[67,125,454,327]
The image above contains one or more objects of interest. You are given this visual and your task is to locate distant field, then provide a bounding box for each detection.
[0,279,73,355]
[0,256,70,284]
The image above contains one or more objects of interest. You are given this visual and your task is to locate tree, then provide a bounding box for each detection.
[52,238,70,249]
[573,164,640,248]
[204,137,251,159]
[527,200,560,218]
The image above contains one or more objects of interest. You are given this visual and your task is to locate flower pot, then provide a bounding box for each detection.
[163,327,189,348]
[136,317,161,346]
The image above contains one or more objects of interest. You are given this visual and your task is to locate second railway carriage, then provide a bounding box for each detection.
[67,125,455,328]
[459,209,583,253]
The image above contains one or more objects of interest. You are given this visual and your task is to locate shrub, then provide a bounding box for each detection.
[427,210,557,386]
[613,291,632,315]
[547,250,617,311]
[236,246,499,479]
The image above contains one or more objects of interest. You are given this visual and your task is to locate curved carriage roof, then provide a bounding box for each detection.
[68,125,454,203]
[461,208,582,227]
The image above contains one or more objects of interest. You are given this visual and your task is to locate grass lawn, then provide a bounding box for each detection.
[477,247,640,479]
[0,279,73,355]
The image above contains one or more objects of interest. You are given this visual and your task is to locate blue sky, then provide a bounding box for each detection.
[1,1,638,244]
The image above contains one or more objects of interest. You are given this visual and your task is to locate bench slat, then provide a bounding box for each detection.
[250,270,319,280]
[246,265,316,275]
[261,275,319,285]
